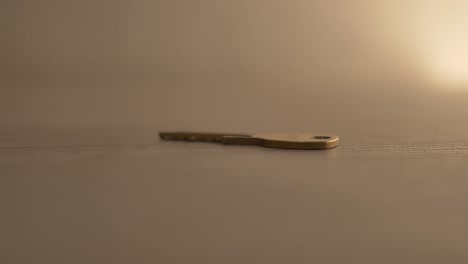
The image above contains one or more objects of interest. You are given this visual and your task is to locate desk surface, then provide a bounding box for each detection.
[2,81,468,264]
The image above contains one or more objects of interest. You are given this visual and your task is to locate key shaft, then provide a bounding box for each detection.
[159,132,251,143]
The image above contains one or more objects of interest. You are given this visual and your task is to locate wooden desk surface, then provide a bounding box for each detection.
[2,81,468,264]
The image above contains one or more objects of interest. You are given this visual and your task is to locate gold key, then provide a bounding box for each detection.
[159,132,339,150]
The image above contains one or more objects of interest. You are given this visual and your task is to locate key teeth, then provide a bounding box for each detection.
[186,136,199,142]
[160,132,253,145]
[164,135,208,142]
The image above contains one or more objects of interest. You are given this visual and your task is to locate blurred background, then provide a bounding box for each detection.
[2,0,468,143]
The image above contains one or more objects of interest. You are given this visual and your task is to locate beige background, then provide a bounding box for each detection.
[2,1,468,263]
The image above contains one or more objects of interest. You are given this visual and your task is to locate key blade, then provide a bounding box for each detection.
[159,132,251,144]
[222,135,262,145]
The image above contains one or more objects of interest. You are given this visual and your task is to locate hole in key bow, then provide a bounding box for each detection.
[314,136,331,139]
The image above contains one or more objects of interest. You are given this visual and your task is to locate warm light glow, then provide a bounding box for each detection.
[415,2,468,87]
[424,39,468,86]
